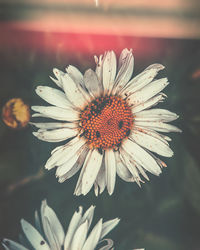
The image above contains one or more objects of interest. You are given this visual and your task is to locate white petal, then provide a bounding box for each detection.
[130,129,173,157]
[127,78,169,106]
[101,218,120,239]
[79,205,95,230]
[55,138,85,166]
[99,239,114,250]
[45,145,66,170]
[119,149,142,186]
[50,146,66,159]
[30,122,77,130]
[58,162,82,183]
[56,148,84,177]
[51,68,65,88]
[20,219,50,250]
[61,73,88,109]
[34,210,42,234]
[118,49,131,70]
[115,151,133,182]
[73,150,92,196]
[49,76,61,88]
[64,207,83,250]
[35,86,71,109]
[117,145,149,182]
[135,109,179,122]
[131,93,166,113]
[113,48,134,94]
[70,220,88,250]
[132,127,170,146]
[81,150,103,196]
[74,151,94,196]
[2,239,29,250]
[84,69,102,97]
[94,54,103,83]
[45,137,85,170]
[40,200,65,250]
[134,161,150,181]
[134,120,182,133]
[105,150,116,195]
[33,128,77,142]
[95,161,106,196]
[94,182,99,197]
[122,139,161,176]
[66,65,84,89]
[164,135,172,141]
[58,148,88,183]
[102,51,117,94]
[31,106,79,121]
[146,149,167,169]
[82,219,103,250]
[121,63,165,96]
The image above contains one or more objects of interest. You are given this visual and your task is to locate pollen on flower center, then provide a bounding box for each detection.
[80,95,133,150]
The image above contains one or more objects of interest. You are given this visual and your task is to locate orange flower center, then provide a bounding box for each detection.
[80,95,133,151]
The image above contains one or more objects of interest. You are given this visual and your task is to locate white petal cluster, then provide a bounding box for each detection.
[2,201,119,250]
[31,48,181,196]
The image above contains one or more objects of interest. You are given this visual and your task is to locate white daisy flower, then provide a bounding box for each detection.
[2,200,120,250]
[31,48,181,196]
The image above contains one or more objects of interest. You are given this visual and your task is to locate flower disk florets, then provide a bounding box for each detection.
[80,95,133,150]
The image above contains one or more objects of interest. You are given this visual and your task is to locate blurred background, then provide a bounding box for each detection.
[0,0,200,249]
